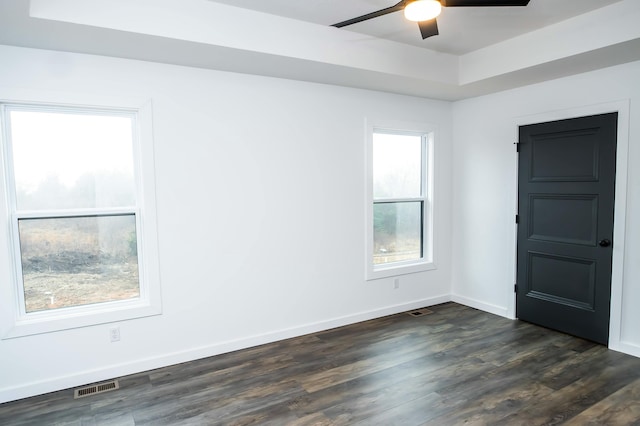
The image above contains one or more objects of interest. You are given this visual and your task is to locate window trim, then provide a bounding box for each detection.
[365,119,436,280]
[0,96,162,339]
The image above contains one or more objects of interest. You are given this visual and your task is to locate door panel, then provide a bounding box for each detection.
[528,194,598,245]
[529,128,600,181]
[527,252,596,310]
[517,113,617,345]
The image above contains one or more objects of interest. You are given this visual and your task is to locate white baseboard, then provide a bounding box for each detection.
[0,294,450,404]
[450,294,510,318]
[9,293,635,404]
[609,340,640,358]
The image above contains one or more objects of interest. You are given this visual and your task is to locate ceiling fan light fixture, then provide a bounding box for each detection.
[404,0,442,22]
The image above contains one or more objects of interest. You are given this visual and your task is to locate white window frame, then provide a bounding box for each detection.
[0,95,162,339]
[365,119,436,280]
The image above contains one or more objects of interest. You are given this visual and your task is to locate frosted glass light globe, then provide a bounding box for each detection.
[404,0,442,22]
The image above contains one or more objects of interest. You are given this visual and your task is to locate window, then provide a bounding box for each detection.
[1,102,161,338]
[367,123,434,280]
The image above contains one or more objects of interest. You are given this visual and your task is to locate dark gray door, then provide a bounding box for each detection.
[516,113,617,345]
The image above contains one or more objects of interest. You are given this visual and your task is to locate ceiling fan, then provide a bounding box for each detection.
[332,0,531,40]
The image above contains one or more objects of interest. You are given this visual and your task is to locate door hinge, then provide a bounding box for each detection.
[514,142,520,152]
[515,214,519,224]
[514,284,518,293]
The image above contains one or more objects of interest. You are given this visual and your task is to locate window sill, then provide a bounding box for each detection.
[1,297,161,339]
[366,260,437,281]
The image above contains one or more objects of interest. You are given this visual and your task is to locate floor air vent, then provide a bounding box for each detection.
[409,308,433,317]
[74,380,119,399]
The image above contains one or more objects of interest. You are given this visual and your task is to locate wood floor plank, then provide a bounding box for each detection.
[424,379,555,424]
[563,377,640,425]
[348,391,449,426]
[2,303,640,425]
[286,352,486,420]
[538,345,615,390]
[498,353,640,425]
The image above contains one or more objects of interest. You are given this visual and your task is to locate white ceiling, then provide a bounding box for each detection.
[209,0,621,55]
[0,0,639,100]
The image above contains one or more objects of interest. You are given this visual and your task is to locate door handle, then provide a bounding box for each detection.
[599,239,612,247]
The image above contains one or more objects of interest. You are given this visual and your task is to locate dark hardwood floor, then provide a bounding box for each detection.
[2,302,640,425]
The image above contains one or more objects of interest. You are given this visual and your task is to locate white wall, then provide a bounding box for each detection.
[4,42,637,405]
[0,45,453,403]
[451,60,640,356]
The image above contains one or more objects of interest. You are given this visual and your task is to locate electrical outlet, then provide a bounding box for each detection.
[110,327,120,343]
[394,278,400,289]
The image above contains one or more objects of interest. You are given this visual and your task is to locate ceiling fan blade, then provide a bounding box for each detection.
[442,0,529,6]
[332,1,406,28]
[418,19,439,39]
